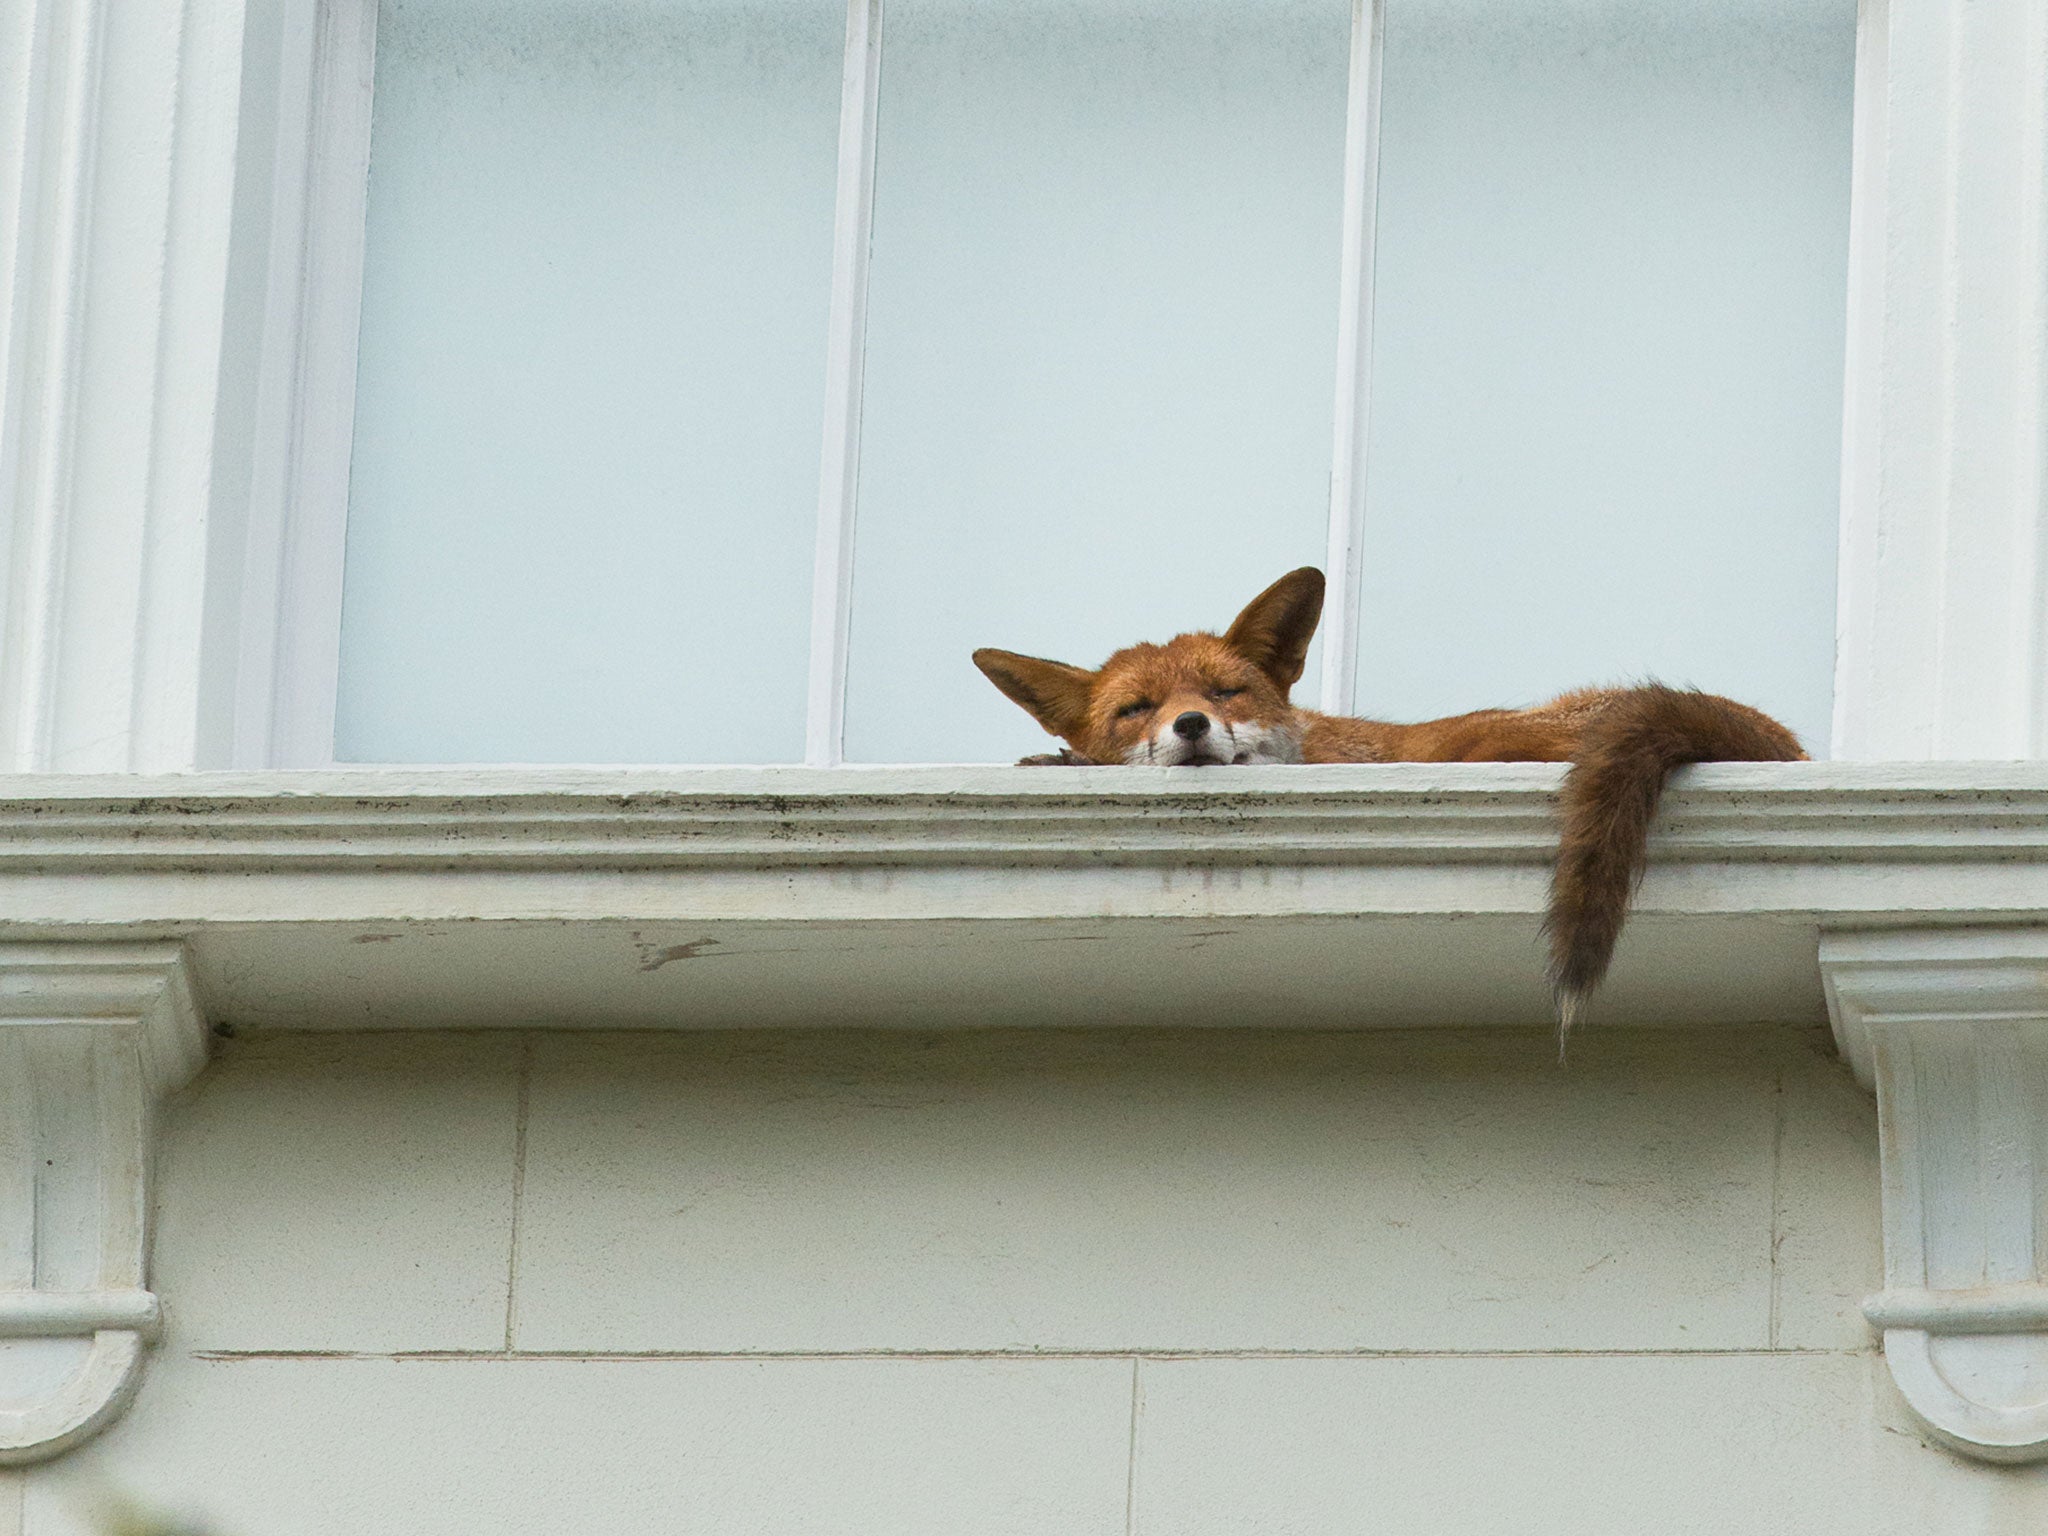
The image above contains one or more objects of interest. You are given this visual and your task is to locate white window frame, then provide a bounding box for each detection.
[234,0,377,773]
[15,0,2040,778]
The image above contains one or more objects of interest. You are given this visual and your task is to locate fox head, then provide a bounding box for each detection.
[972,567,1325,766]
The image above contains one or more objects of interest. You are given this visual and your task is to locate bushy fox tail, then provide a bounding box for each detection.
[1545,685,1805,1055]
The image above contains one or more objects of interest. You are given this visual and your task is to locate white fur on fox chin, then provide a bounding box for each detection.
[1124,721,1303,767]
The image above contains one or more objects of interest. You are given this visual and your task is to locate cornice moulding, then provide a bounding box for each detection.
[0,762,2043,875]
[0,764,2038,1032]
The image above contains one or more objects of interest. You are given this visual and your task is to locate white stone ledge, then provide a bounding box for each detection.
[0,764,2041,1032]
[0,763,2043,873]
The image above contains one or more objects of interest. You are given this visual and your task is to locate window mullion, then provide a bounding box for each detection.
[1318,0,1385,718]
[244,0,376,769]
[805,0,884,769]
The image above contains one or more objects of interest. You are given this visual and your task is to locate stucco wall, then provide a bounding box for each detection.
[10,1025,2048,1533]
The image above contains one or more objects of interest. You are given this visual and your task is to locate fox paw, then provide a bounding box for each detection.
[1014,749,1099,766]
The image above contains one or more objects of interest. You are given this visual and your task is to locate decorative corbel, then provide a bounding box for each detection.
[1822,928,2048,1462]
[0,944,207,1463]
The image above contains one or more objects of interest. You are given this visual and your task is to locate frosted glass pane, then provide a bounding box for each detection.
[842,0,1352,763]
[1356,0,1854,757]
[336,0,841,764]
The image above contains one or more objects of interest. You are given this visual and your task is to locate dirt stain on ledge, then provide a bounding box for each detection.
[636,937,720,972]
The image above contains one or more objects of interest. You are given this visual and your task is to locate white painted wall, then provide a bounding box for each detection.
[12,1025,2044,1533]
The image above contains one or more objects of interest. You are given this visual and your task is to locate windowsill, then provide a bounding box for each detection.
[0,761,2041,1032]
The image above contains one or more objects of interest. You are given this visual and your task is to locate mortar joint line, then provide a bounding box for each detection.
[1769,1060,1788,1350]
[503,1037,534,1353]
[1124,1356,1141,1536]
[190,1345,1875,1363]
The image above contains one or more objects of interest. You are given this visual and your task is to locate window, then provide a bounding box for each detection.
[1356,0,1851,756]
[335,0,843,765]
[278,0,1858,768]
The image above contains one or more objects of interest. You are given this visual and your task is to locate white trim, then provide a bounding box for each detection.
[0,759,2041,895]
[133,0,254,769]
[0,942,206,1465]
[226,0,317,768]
[1828,0,1888,761]
[1864,1285,2048,1335]
[0,0,246,773]
[2019,0,2048,757]
[0,1289,162,1341]
[236,0,375,769]
[804,0,884,769]
[3,762,2046,1035]
[1829,0,2048,761]
[1823,929,2048,1462]
[1317,0,1385,717]
[0,0,105,770]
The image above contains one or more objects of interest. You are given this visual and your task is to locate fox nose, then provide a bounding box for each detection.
[1172,711,1210,740]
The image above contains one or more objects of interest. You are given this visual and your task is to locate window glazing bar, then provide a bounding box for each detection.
[1318,0,1385,717]
[805,0,884,768]
[243,0,375,768]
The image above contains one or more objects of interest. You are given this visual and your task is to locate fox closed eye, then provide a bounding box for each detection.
[1115,700,1155,719]
[1210,687,1244,701]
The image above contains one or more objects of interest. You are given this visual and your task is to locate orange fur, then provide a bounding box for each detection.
[974,567,1805,1048]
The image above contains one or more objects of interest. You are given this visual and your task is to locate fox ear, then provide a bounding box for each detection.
[972,649,1096,740]
[1223,567,1325,692]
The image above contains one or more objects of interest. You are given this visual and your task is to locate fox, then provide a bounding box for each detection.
[972,566,1805,1045]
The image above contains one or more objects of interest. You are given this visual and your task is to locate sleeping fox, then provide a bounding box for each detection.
[972,566,1804,1041]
